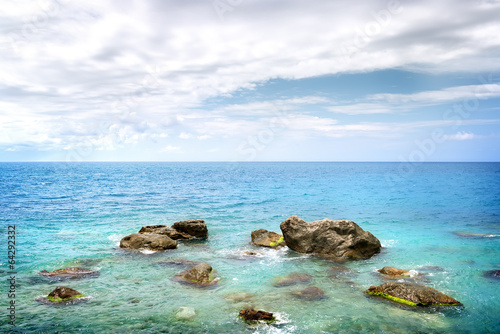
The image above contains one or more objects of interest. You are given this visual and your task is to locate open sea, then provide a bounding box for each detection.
[0,162,499,333]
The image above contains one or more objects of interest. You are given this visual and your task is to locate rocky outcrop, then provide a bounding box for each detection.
[120,233,177,251]
[139,225,193,240]
[280,215,381,259]
[364,282,462,306]
[172,219,208,239]
[378,266,410,277]
[273,272,313,287]
[38,267,99,280]
[173,262,218,287]
[35,286,86,304]
[251,229,285,248]
[291,286,327,300]
[239,308,275,322]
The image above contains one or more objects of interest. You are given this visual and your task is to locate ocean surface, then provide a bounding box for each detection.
[0,162,499,333]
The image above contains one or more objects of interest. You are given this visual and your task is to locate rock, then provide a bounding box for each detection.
[239,308,275,322]
[280,215,381,259]
[224,292,254,303]
[328,265,356,278]
[364,282,462,306]
[156,258,200,268]
[172,219,208,239]
[291,286,327,300]
[175,307,196,320]
[378,266,410,277]
[483,270,500,280]
[173,262,218,287]
[251,229,285,248]
[120,233,177,251]
[138,225,193,240]
[273,272,313,287]
[38,267,100,280]
[42,286,85,304]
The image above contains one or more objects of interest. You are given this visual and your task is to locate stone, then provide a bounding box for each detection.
[156,258,200,268]
[280,215,381,259]
[38,267,99,280]
[364,282,462,306]
[483,270,500,280]
[45,286,85,303]
[291,286,327,300]
[224,292,254,303]
[175,307,196,320]
[120,233,177,251]
[328,265,356,278]
[239,308,275,322]
[173,262,218,287]
[251,229,285,248]
[378,266,410,277]
[273,272,313,287]
[138,225,193,240]
[172,219,208,239]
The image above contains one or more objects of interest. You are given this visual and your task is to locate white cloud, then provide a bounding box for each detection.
[443,132,476,141]
[162,145,180,152]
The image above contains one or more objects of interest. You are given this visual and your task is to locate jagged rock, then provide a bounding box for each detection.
[172,219,208,239]
[251,229,285,248]
[120,233,177,251]
[138,225,193,240]
[291,286,327,300]
[364,282,462,306]
[273,272,313,287]
[35,286,86,305]
[378,266,410,277]
[280,215,381,259]
[38,267,99,280]
[239,308,275,322]
[173,262,218,287]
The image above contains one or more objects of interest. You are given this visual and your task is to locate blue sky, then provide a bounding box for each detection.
[1,0,500,161]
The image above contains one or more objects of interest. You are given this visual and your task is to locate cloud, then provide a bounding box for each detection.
[162,145,180,152]
[443,132,476,141]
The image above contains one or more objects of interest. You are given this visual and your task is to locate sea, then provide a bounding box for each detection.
[0,162,499,333]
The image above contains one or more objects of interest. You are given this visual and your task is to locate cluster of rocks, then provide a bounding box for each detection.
[120,219,208,251]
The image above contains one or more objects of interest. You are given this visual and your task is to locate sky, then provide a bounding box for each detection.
[1,0,500,162]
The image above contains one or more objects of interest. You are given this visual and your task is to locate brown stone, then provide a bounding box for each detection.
[172,219,208,239]
[273,272,313,287]
[291,286,327,300]
[239,308,275,322]
[120,233,177,251]
[251,229,285,248]
[378,266,410,277]
[38,267,99,280]
[173,262,218,287]
[138,225,193,240]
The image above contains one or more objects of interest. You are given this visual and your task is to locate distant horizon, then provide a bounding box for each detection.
[1,160,499,163]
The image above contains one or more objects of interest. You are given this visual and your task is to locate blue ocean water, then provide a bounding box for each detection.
[0,162,499,333]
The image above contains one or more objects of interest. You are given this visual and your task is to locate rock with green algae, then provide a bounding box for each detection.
[36,286,86,305]
[251,229,286,248]
[364,282,462,307]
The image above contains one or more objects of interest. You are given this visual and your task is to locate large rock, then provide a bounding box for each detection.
[280,215,381,259]
[172,219,208,239]
[36,286,86,304]
[138,225,193,240]
[364,282,462,306]
[38,267,99,280]
[251,229,285,248]
[120,233,177,251]
[239,308,275,322]
[173,262,218,287]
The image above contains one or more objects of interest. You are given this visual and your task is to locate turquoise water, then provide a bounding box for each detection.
[1,162,499,333]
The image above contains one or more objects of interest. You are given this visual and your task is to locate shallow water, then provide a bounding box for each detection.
[1,162,499,333]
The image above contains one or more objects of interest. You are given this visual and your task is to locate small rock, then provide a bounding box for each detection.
[378,266,410,277]
[273,272,313,287]
[175,307,196,320]
[251,229,286,248]
[120,233,177,251]
[173,262,218,287]
[291,286,326,300]
[328,265,356,278]
[172,219,208,239]
[36,286,86,305]
[38,267,99,280]
[239,308,275,322]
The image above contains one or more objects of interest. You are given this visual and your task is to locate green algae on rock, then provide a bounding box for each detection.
[251,229,286,248]
[172,262,219,287]
[364,282,462,307]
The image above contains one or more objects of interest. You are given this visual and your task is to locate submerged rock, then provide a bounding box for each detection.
[172,219,208,239]
[173,262,218,287]
[483,270,500,280]
[139,225,193,240]
[156,258,200,268]
[453,232,499,238]
[38,267,99,280]
[273,272,313,287]
[328,265,356,278]
[280,215,381,259]
[239,308,275,323]
[120,233,177,251]
[378,266,411,277]
[36,286,86,305]
[364,282,462,307]
[224,292,254,303]
[291,286,327,300]
[251,229,286,248]
[175,307,196,320]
